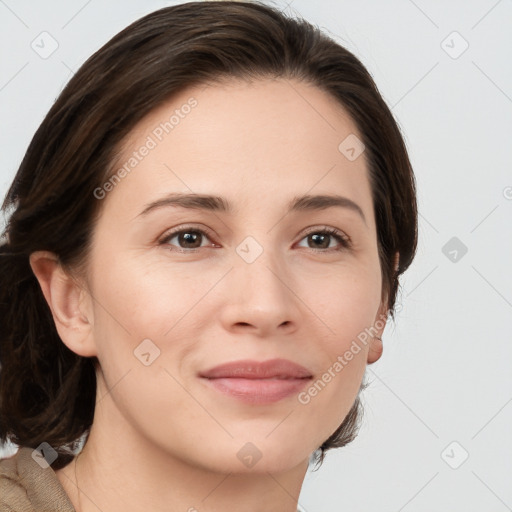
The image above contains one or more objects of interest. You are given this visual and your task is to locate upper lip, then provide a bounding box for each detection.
[199,358,312,379]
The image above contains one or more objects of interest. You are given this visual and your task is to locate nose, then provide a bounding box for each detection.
[218,248,302,338]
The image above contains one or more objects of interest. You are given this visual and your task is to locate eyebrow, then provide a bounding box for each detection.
[138,193,366,223]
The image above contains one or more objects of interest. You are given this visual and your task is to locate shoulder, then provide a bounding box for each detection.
[0,446,76,511]
[0,447,32,511]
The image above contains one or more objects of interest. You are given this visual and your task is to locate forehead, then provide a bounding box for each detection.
[102,77,374,224]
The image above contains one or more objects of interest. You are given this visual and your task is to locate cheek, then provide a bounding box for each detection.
[87,255,224,370]
[285,266,380,441]
[298,262,382,355]
[91,252,179,331]
[86,257,212,438]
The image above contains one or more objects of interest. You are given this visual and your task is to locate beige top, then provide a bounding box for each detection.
[0,446,75,511]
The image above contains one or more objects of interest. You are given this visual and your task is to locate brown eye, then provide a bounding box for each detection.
[308,233,332,249]
[161,228,215,250]
[175,231,203,248]
[297,228,351,251]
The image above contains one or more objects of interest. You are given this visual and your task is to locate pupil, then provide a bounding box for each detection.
[180,232,201,248]
[311,234,328,248]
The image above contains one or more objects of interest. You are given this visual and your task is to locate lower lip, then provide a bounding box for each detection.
[202,377,311,404]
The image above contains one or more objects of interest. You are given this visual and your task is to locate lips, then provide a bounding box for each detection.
[199,358,312,404]
[199,358,312,380]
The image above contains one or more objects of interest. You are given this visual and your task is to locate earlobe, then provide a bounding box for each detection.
[367,335,383,364]
[367,310,385,364]
[367,299,389,365]
[29,251,96,357]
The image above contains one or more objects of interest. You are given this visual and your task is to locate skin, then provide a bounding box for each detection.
[30,77,394,512]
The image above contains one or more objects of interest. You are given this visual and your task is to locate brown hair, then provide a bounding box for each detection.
[0,0,417,470]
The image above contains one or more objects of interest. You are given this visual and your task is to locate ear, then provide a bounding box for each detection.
[367,251,400,365]
[29,251,97,357]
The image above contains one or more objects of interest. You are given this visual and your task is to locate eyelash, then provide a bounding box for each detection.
[159,225,352,253]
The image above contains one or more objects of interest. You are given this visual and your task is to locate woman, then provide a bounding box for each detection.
[0,1,417,511]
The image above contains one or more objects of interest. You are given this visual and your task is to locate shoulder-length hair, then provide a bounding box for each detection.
[0,1,417,469]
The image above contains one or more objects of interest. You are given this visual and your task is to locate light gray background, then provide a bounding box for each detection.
[1,1,511,511]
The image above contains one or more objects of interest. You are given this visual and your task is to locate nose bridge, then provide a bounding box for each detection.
[219,235,301,333]
[233,236,290,301]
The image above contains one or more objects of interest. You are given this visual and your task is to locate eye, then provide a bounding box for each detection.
[159,225,350,253]
[160,226,217,251]
[296,227,351,251]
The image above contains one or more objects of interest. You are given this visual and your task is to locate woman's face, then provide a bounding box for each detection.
[81,77,387,473]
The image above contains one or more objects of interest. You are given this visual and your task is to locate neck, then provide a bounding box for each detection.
[55,381,309,512]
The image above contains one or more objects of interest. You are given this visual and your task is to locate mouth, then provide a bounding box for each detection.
[198,358,313,404]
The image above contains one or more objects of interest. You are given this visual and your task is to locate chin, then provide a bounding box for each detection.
[189,436,313,475]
